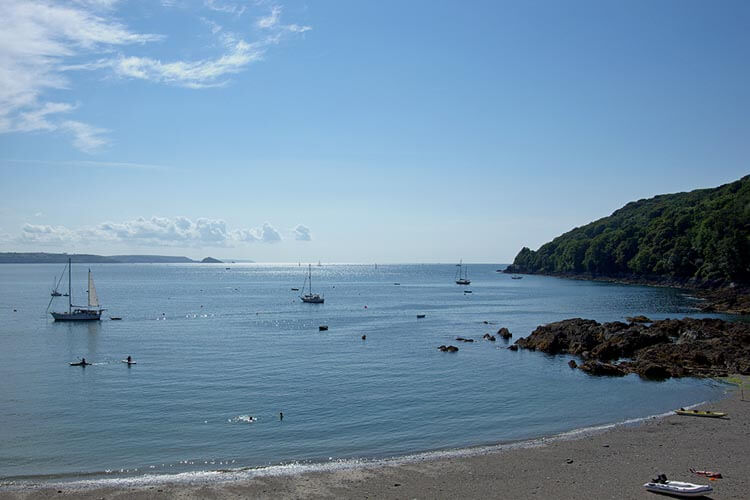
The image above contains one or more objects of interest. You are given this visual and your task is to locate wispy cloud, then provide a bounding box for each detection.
[110,36,263,88]
[204,0,247,16]
[60,120,110,152]
[15,216,303,247]
[0,0,311,150]
[257,5,282,29]
[0,0,161,151]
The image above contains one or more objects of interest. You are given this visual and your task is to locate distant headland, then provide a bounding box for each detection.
[504,175,750,314]
[0,253,239,264]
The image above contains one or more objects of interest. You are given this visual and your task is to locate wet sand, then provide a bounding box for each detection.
[3,382,748,499]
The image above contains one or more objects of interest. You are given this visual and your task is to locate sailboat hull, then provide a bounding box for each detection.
[51,309,102,321]
[301,295,324,304]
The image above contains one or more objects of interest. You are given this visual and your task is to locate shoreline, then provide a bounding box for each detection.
[2,382,747,499]
[503,270,750,315]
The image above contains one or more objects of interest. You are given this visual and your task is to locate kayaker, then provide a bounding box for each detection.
[127,355,132,363]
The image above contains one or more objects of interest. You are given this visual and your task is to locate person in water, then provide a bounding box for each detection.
[81,358,87,365]
[279,412,283,421]
[127,355,132,363]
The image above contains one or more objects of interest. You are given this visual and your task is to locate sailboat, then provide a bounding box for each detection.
[300,264,324,303]
[50,275,62,297]
[455,259,471,285]
[50,258,105,321]
[50,263,68,297]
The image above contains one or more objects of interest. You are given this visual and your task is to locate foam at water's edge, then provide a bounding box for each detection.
[0,401,709,492]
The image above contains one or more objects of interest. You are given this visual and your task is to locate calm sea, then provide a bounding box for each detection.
[0,263,730,485]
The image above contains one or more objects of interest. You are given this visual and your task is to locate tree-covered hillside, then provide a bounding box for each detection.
[506,176,750,285]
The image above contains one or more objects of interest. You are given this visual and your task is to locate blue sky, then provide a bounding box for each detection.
[0,0,748,263]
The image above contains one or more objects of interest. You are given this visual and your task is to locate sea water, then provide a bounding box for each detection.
[0,263,729,484]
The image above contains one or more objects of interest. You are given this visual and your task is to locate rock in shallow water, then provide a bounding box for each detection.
[515,317,750,380]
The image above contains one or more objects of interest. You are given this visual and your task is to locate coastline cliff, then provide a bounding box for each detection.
[505,175,750,313]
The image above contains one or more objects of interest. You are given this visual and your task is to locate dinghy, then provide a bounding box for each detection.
[644,479,713,497]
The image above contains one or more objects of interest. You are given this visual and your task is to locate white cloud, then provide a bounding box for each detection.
[0,0,310,149]
[257,6,282,29]
[0,0,160,151]
[60,120,110,152]
[293,224,311,241]
[111,37,264,88]
[16,217,297,247]
[204,0,246,16]
[258,222,282,243]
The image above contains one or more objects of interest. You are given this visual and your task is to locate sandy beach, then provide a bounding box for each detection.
[2,379,747,500]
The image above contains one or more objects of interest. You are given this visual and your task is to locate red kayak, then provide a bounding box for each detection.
[689,468,722,479]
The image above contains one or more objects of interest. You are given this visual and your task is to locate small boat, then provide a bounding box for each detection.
[122,360,137,365]
[300,264,324,303]
[464,290,472,294]
[394,283,401,286]
[291,288,299,291]
[225,267,230,270]
[643,478,712,497]
[511,275,523,280]
[69,361,91,366]
[110,317,122,321]
[416,314,426,319]
[50,268,65,296]
[455,259,471,285]
[675,409,727,418]
[319,325,328,331]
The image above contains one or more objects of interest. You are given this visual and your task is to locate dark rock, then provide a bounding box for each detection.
[455,337,474,342]
[319,325,328,331]
[508,344,518,351]
[515,317,750,380]
[483,333,496,341]
[578,361,628,377]
[636,363,671,380]
[497,327,513,339]
[361,335,366,340]
[626,315,652,323]
[568,359,577,369]
[438,345,459,352]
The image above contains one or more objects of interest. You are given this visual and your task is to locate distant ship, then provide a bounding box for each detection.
[455,259,471,285]
[300,264,324,304]
[50,258,105,321]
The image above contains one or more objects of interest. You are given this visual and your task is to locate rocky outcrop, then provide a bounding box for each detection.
[578,361,628,376]
[514,318,750,379]
[497,328,512,339]
[626,315,652,323]
[201,257,223,263]
[483,334,497,341]
[438,345,459,352]
[456,337,474,343]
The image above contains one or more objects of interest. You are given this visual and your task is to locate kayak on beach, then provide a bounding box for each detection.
[675,409,727,418]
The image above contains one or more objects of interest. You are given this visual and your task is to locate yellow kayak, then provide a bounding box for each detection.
[675,409,727,418]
